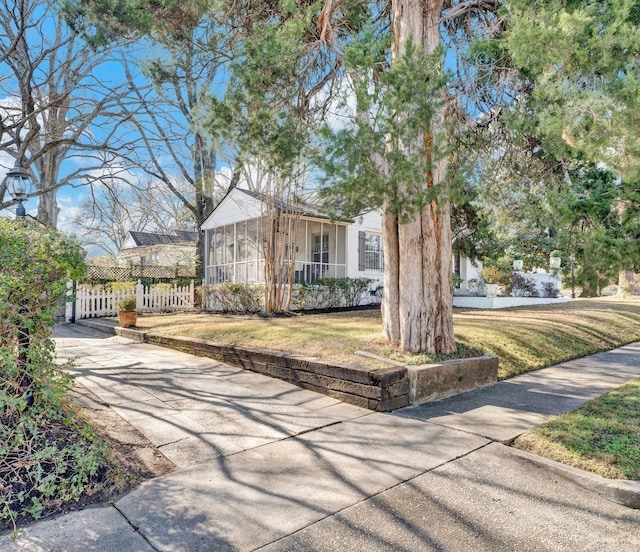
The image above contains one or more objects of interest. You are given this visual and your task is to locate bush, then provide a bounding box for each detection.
[202,283,263,313]
[108,281,136,293]
[511,273,539,297]
[542,281,560,298]
[118,296,137,312]
[0,219,110,528]
[481,266,503,284]
[467,278,485,296]
[292,280,341,310]
[292,278,374,310]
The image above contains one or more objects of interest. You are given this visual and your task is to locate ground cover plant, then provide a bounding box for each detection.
[130,297,640,379]
[515,379,640,480]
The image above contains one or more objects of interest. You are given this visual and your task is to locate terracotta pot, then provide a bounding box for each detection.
[118,311,138,328]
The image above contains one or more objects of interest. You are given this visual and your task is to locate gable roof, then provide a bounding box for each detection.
[125,230,197,248]
[202,186,352,230]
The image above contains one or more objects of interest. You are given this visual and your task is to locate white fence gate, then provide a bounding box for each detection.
[72,280,195,319]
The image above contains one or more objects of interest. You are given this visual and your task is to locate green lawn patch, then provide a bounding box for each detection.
[514,379,640,480]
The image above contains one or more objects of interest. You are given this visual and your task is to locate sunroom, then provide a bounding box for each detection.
[201,187,384,286]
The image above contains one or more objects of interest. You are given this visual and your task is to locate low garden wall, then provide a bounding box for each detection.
[407,355,499,403]
[77,319,499,411]
[453,297,572,309]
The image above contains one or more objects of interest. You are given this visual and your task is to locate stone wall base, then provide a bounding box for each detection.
[407,355,499,404]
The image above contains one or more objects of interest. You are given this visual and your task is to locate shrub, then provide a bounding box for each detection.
[108,281,136,293]
[118,296,137,312]
[202,283,263,313]
[292,280,341,310]
[467,278,485,296]
[328,277,373,307]
[511,273,539,297]
[292,278,374,310]
[481,266,503,284]
[542,281,560,298]
[0,219,110,528]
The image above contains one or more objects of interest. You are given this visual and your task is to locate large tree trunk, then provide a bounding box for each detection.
[382,0,455,354]
[193,134,216,282]
[617,270,636,296]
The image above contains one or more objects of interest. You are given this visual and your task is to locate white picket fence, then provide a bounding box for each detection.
[73,280,195,319]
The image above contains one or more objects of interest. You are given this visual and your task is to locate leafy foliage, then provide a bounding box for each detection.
[203,283,263,314]
[0,219,110,528]
[541,281,560,299]
[501,0,640,180]
[481,266,503,284]
[511,273,539,297]
[292,277,374,310]
[317,38,447,220]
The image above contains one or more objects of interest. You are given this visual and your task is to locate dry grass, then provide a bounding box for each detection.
[131,297,640,379]
[133,309,389,366]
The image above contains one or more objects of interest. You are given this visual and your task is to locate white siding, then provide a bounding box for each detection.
[201,189,264,230]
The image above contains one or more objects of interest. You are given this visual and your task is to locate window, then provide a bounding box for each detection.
[359,232,383,271]
[312,233,329,264]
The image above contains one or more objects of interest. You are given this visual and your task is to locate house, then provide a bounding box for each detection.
[118,230,197,268]
[201,186,479,291]
[201,187,384,287]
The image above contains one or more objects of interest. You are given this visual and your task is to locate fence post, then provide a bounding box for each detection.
[136,280,143,312]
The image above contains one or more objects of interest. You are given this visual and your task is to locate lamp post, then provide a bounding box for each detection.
[4,164,34,406]
[4,164,32,219]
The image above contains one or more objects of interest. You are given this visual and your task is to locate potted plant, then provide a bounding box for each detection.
[481,266,503,298]
[117,296,138,328]
[549,250,562,269]
[513,254,524,272]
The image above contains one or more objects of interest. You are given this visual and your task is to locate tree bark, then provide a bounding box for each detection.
[618,270,636,296]
[382,0,455,354]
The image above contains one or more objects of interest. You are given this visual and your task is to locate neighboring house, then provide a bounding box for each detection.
[118,230,197,268]
[454,252,482,294]
[201,187,479,290]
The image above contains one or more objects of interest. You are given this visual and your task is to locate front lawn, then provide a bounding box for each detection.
[131,297,640,379]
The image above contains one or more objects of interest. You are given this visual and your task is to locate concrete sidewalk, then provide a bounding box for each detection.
[2,323,640,551]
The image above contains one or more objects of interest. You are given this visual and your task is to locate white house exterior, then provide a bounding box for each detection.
[201,187,479,291]
[201,187,384,287]
[453,252,482,294]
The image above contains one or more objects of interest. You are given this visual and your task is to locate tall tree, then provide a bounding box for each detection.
[316,1,487,354]
[73,177,195,257]
[64,0,233,279]
[497,0,640,288]
[501,0,640,181]
[382,0,454,353]
[0,0,132,227]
